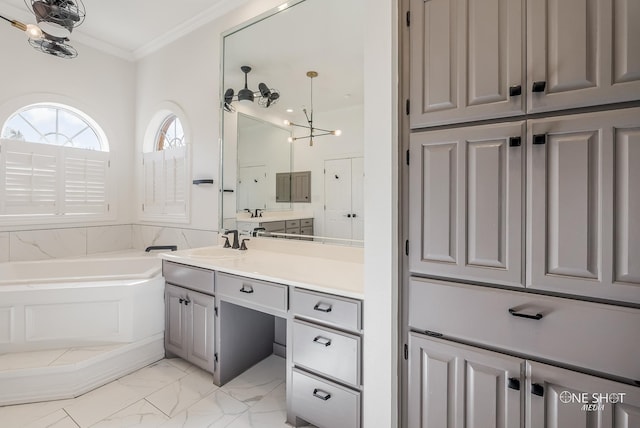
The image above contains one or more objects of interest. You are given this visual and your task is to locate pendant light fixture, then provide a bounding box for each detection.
[284,71,341,146]
[224,66,280,112]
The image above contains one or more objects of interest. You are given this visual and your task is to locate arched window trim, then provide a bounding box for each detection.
[0,100,114,225]
[140,102,191,224]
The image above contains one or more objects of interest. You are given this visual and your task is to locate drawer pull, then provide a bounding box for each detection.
[240,284,254,294]
[508,308,543,320]
[313,388,332,401]
[313,336,332,347]
[508,377,520,391]
[531,383,545,397]
[313,302,332,313]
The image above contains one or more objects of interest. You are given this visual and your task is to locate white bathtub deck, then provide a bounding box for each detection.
[0,344,127,372]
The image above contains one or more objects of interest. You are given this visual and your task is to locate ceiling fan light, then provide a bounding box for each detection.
[238,88,254,103]
[25,23,43,39]
[287,136,294,143]
[283,120,291,126]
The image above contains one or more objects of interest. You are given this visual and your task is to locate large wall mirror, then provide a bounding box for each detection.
[220,0,364,245]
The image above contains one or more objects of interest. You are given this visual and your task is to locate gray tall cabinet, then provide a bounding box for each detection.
[404,0,640,426]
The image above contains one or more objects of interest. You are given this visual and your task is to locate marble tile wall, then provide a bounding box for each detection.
[0,225,217,262]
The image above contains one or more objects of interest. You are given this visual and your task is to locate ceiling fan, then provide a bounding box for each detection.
[224,66,280,112]
[0,0,85,59]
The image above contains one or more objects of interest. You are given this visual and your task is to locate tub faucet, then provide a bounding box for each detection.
[224,230,240,249]
[252,227,266,237]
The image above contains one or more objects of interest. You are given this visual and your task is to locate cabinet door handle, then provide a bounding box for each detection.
[352,213,357,218]
[508,377,521,390]
[533,134,547,145]
[531,383,545,397]
[509,308,543,320]
[509,136,522,147]
[313,302,332,313]
[179,298,184,304]
[313,336,332,347]
[240,284,254,294]
[183,298,190,306]
[509,85,522,97]
[532,81,547,92]
[313,388,332,401]
[346,214,352,218]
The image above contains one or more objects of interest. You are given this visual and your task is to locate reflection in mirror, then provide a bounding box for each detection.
[220,0,364,245]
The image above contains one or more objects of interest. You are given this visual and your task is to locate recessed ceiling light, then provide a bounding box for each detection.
[286,108,294,113]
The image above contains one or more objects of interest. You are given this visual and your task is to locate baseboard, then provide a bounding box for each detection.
[273,342,286,358]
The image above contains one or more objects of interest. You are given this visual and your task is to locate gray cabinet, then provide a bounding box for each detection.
[275,171,311,203]
[163,261,216,373]
[408,333,522,428]
[290,288,363,427]
[409,332,640,428]
[527,108,640,304]
[409,121,525,287]
[164,283,216,373]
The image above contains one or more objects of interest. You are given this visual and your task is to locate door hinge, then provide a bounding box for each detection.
[404,344,408,360]
[107,204,110,211]
[406,10,410,27]
[405,240,409,256]
[108,160,111,167]
[406,149,410,166]
[214,306,218,317]
[405,99,410,115]
[214,353,218,363]
[141,203,145,212]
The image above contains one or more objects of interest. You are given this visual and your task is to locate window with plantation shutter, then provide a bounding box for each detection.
[0,103,112,224]
[141,114,189,222]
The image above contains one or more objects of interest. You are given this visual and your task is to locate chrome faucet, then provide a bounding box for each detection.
[224,230,240,249]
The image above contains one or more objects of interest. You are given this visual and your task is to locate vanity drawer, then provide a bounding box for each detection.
[262,221,285,232]
[301,218,313,227]
[163,261,214,295]
[409,277,640,382]
[293,319,361,386]
[291,368,360,428]
[286,219,300,228]
[216,272,288,314]
[292,288,362,332]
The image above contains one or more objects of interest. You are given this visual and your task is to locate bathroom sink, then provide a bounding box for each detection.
[184,246,245,259]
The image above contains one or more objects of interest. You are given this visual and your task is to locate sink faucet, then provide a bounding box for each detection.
[244,208,253,218]
[252,227,266,237]
[255,208,263,218]
[224,230,240,249]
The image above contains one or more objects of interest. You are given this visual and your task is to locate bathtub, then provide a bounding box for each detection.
[0,255,164,354]
[0,254,166,405]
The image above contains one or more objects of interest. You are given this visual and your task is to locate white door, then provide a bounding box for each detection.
[324,158,364,242]
[527,0,640,113]
[237,165,266,211]
[528,361,640,428]
[409,121,525,287]
[324,158,354,240]
[409,0,524,128]
[408,333,522,428]
[528,108,640,304]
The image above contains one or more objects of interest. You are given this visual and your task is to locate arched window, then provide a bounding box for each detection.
[141,109,189,222]
[0,103,111,221]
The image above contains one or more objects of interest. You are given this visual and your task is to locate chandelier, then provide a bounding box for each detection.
[284,71,341,146]
[223,66,280,112]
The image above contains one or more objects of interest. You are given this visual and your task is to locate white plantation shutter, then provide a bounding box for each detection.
[1,140,58,215]
[0,139,110,218]
[142,151,164,215]
[163,146,187,215]
[63,147,109,214]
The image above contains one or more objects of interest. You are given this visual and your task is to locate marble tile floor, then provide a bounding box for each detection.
[0,354,313,428]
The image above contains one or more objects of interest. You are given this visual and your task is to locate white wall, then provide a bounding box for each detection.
[0,25,137,231]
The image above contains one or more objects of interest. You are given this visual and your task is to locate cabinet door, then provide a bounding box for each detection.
[528,108,640,304]
[186,290,216,373]
[165,284,187,359]
[409,122,524,287]
[408,333,522,428]
[409,0,524,128]
[528,0,640,113]
[290,171,311,202]
[528,361,640,428]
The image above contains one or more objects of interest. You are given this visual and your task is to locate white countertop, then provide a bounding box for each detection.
[236,214,314,224]
[159,238,364,300]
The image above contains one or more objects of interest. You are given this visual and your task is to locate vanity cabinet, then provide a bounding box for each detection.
[408,333,640,428]
[409,0,640,128]
[237,217,314,239]
[290,288,363,428]
[163,262,216,374]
